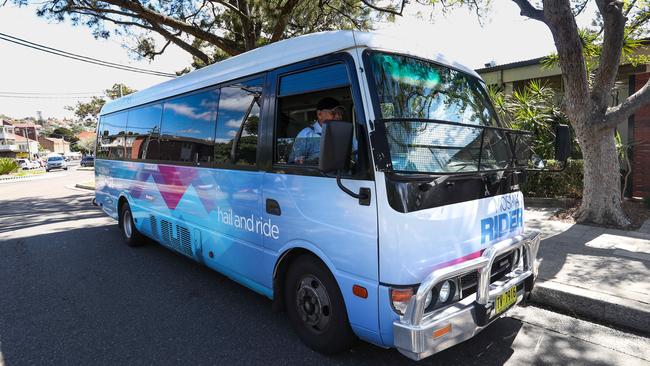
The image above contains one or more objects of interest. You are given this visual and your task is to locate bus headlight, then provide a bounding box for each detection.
[438,280,452,303]
[424,289,433,309]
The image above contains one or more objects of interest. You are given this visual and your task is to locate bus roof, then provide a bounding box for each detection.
[100,30,481,116]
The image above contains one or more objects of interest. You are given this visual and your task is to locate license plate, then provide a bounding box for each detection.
[495,286,518,315]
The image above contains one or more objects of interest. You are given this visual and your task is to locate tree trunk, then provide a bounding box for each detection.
[574,125,630,227]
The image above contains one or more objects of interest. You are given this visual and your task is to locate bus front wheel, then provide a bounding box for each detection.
[284,255,356,354]
[119,201,145,247]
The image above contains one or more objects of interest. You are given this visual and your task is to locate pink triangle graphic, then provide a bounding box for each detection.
[156,165,197,210]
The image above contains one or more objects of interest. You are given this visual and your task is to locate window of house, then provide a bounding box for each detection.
[214,78,263,166]
[125,103,163,160]
[159,88,219,164]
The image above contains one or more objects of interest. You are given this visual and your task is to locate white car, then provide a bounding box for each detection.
[16,159,32,170]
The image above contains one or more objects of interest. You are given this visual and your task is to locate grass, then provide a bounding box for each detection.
[4,169,46,178]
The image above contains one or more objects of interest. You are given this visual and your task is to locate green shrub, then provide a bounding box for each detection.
[522,159,583,198]
[0,158,19,175]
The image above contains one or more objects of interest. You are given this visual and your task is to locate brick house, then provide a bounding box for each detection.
[11,122,41,141]
[476,42,650,198]
[38,136,70,155]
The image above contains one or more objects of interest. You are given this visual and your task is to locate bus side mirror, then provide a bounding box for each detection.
[319,121,353,173]
[554,124,571,163]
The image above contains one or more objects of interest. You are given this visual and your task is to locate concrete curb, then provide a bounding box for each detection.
[525,197,578,208]
[531,280,650,335]
[0,173,48,183]
[75,182,95,191]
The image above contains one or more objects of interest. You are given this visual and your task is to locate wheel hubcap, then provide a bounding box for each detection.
[123,210,133,238]
[295,275,331,333]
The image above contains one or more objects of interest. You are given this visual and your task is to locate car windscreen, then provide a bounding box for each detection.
[48,156,63,161]
[368,52,531,174]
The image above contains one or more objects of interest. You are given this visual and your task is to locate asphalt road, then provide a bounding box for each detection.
[1,168,648,365]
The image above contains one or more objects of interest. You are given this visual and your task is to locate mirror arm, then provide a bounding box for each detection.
[335,169,371,206]
[336,169,362,198]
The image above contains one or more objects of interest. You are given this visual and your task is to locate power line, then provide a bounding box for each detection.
[0,91,104,95]
[0,32,177,78]
[0,94,101,99]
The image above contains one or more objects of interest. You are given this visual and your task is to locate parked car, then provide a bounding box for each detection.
[29,160,41,169]
[46,155,68,172]
[16,158,31,170]
[80,156,94,167]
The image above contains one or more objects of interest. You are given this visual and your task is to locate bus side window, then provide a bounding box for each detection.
[124,103,163,161]
[159,88,219,165]
[214,78,263,166]
[274,63,355,168]
[97,111,127,159]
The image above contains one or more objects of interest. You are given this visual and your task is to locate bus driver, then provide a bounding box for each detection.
[289,97,345,165]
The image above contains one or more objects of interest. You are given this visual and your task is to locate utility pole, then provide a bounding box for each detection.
[23,127,31,160]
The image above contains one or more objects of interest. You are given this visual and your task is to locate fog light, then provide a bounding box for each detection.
[439,281,452,303]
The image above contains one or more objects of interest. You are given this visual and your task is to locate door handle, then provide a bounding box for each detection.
[266,198,281,216]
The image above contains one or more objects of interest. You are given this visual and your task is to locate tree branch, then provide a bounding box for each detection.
[359,0,405,16]
[542,0,590,117]
[602,78,650,128]
[590,0,626,110]
[270,0,301,42]
[148,23,211,64]
[99,0,243,56]
[511,0,546,23]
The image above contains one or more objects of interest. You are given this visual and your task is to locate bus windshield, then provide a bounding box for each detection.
[368,52,530,174]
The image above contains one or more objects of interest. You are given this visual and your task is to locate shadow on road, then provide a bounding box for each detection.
[0,195,105,234]
[0,223,618,365]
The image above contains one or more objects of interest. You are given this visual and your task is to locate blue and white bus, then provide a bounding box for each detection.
[95,31,569,360]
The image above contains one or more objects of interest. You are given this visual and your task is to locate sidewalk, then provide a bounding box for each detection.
[525,207,650,334]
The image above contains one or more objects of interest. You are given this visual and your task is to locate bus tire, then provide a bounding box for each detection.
[119,201,145,247]
[284,255,356,354]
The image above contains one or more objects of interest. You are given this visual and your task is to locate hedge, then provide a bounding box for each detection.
[522,159,583,199]
[0,158,19,175]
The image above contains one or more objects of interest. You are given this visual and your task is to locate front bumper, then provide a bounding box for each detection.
[393,231,541,361]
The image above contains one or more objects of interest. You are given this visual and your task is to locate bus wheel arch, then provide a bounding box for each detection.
[274,248,356,354]
[117,196,145,247]
[273,247,315,312]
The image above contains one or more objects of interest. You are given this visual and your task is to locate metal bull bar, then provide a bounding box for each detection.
[394,231,541,360]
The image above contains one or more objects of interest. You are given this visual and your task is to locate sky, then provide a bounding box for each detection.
[0,2,597,120]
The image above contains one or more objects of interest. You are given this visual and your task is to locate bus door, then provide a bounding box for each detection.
[200,76,268,288]
[259,54,381,336]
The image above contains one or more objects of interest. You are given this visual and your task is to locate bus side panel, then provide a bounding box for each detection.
[96,160,272,294]
[95,159,122,219]
[261,173,381,343]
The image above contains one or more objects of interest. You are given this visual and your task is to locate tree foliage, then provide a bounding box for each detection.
[66,83,135,122]
[76,135,96,154]
[489,80,574,159]
[12,0,397,69]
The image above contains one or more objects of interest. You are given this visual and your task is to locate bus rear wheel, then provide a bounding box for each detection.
[119,201,145,247]
[284,255,356,354]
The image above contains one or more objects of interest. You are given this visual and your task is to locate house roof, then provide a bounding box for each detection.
[101,30,481,115]
[475,38,650,74]
[475,57,545,73]
[76,131,95,139]
[39,136,69,144]
[14,135,37,142]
